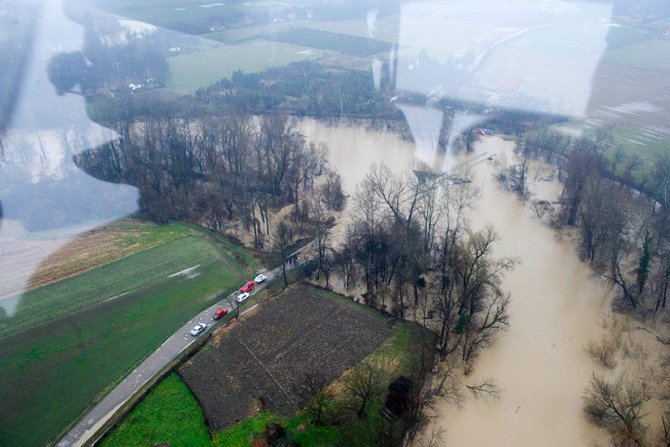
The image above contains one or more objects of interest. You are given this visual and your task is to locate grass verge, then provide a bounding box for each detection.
[99,373,211,447]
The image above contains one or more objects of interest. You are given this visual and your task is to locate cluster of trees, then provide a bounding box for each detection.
[517,126,670,316]
[515,125,670,446]
[76,108,345,248]
[196,61,402,121]
[310,164,513,374]
[289,328,435,447]
[47,15,190,97]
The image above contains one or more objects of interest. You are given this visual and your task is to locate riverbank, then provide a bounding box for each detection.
[293,120,666,446]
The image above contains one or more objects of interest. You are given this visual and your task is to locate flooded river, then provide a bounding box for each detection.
[301,119,616,446]
[438,136,613,446]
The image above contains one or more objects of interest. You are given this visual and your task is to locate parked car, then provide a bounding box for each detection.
[213,308,228,320]
[240,280,255,293]
[190,323,208,336]
[254,273,267,283]
[236,292,250,303]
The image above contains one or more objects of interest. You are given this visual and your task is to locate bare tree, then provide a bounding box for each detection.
[466,378,500,399]
[309,192,334,285]
[321,169,346,211]
[272,218,294,287]
[560,146,604,226]
[586,336,621,369]
[418,182,441,253]
[584,373,651,446]
[342,361,385,418]
[651,241,670,312]
[293,371,333,426]
[653,154,670,215]
[578,178,626,264]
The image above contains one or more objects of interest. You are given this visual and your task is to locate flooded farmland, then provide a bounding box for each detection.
[302,119,623,446]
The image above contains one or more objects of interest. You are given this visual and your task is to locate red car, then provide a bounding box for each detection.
[240,280,255,293]
[213,308,228,320]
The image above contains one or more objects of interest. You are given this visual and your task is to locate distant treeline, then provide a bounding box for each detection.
[196,61,402,121]
[48,17,171,97]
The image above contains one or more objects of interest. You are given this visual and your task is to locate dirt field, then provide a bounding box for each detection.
[179,284,396,430]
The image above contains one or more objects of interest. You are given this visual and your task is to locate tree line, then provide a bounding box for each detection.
[516,125,670,316]
[76,109,345,249]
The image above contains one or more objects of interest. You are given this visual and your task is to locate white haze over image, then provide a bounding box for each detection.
[372,0,612,169]
[0,0,138,316]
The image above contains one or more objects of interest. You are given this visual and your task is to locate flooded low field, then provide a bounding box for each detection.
[301,118,630,446]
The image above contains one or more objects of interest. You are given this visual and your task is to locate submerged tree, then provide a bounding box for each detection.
[584,373,651,447]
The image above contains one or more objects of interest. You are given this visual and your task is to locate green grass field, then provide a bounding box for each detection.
[4,236,228,336]
[92,0,243,29]
[205,21,309,44]
[265,27,393,57]
[604,24,655,50]
[0,225,257,447]
[556,120,670,182]
[602,37,670,71]
[204,17,399,45]
[164,40,336,94]
[100,373,211,447]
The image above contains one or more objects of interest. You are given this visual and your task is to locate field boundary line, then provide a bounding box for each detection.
[274,306,345,359]
[234,335,294,401]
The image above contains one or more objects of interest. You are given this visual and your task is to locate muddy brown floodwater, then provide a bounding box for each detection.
[439,136,613,446]
[302,119,620,446]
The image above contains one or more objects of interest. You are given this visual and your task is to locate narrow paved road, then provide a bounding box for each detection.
[57,262,294,447]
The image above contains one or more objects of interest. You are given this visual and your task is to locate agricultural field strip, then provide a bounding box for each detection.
[263,27,393,57]
[234,335,293,400]
[57,264,282,447]
[1,233,250,447]
[164,39,337,94]
[205,17,400,45]
[180,287,395,430]
[0,237,219,338]
[0,221,183,298]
